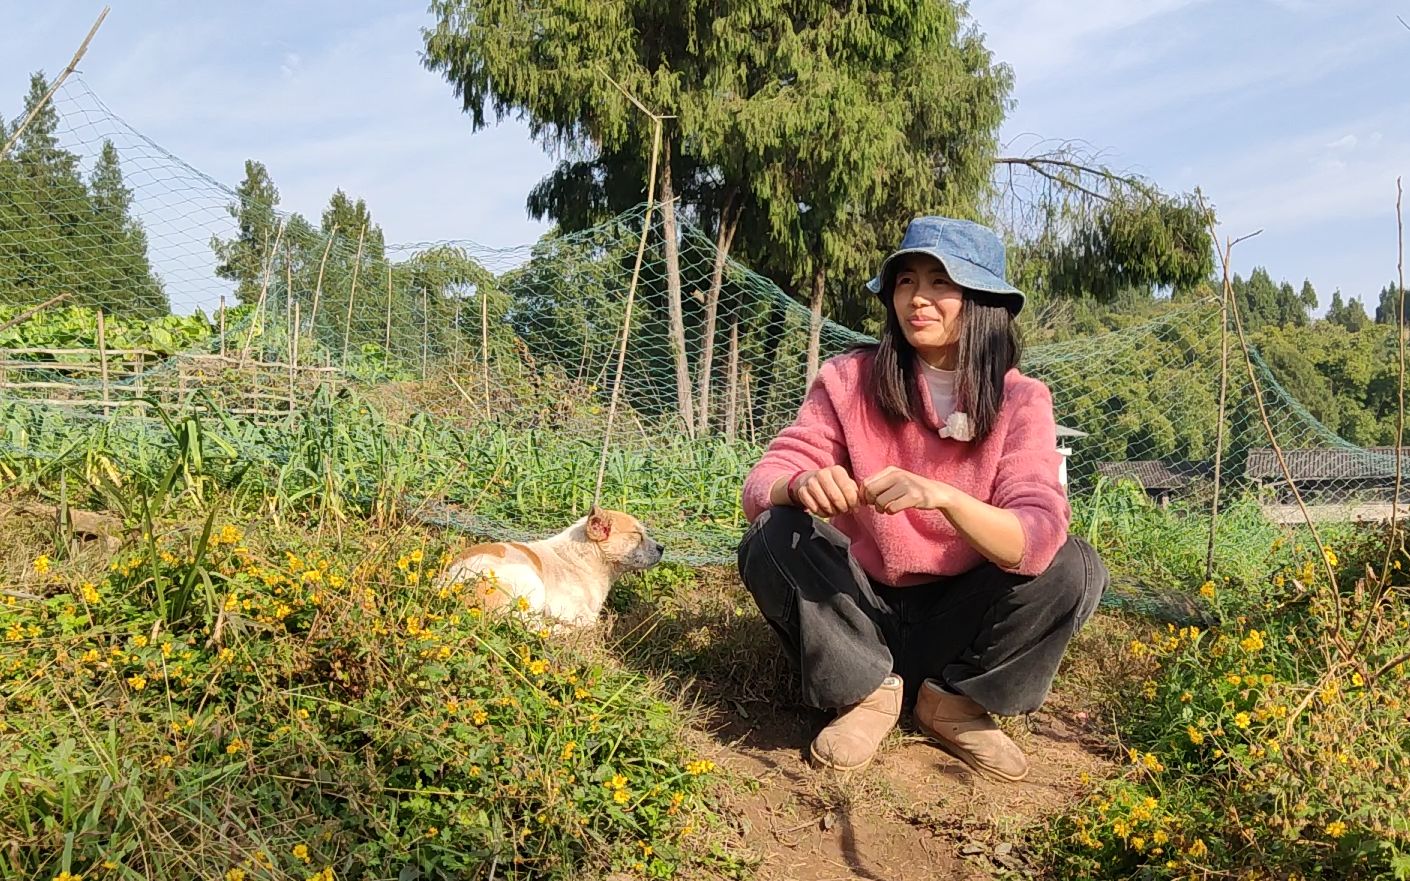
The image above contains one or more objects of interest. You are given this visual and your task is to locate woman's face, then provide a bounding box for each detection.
[891,254,964,364]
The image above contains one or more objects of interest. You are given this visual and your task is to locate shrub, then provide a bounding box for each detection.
[0,523,728,880]
[1044,528,1410,879]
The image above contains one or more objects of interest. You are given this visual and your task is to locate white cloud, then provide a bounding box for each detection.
[1326,134,1359,150]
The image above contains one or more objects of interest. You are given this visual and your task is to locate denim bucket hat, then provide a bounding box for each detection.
[866,216,1024,314]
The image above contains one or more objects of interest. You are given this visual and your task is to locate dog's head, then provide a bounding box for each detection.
[582,506,664,573]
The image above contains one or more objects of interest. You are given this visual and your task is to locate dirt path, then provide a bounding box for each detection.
[698,696,1111,880]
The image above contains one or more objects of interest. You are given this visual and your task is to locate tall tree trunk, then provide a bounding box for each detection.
[659,142,695,436]
[695,190,740,436]
[724,314,741,442]
[805,263,826,387]
[753,293,786,432]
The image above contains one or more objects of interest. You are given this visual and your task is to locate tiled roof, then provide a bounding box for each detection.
[1244,447,1410,481]
[1097,460,1203,489]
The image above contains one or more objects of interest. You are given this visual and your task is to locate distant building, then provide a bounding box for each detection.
[1096,460,1208,507]
[1244,447,1410,503]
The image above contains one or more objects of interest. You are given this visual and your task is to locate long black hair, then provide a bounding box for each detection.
[857,288,1021,442]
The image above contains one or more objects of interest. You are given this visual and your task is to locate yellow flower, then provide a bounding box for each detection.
[1199,580,1215,599]
[1351,671,1364,687]
[126,674,147,691]
[33,555,51,575]
[1324,820,1347,838]
[79,582,100,604]
[410,548,424,563]
[515,596,530,613]
[1187,725,1204,745]
[1323,547,1338,567]
[472,710,488,726]
[1234,712,1251,729]
[1240,630,1264,653]
[614,788,631,804]
[1226,673,1242,686]
[560,740,577,761]
[52,873,82,881]
[1187,838,1208,859]
[293,843,311,863]
[528,659,548,676]
[685,759,716,775]
[608,774,628,790]
[226,870,246,881]
[226,738,246,755]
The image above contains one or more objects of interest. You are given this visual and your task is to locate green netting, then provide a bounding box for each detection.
[2,77,1406,603]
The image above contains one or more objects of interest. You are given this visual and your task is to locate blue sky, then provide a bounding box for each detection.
[2,1,1407,315]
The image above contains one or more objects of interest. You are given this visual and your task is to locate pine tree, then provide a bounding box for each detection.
[89,140,167,315]
[211,160,283,304]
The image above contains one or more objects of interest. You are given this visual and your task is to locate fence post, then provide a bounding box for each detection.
[96,309,109,412]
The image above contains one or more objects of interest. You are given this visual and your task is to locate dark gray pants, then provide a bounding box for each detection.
[736,506,1108,716]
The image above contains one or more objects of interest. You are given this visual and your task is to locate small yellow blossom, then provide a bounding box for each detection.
[79,582,100,604]
[126,674,147,691]
[33,555,51,575]
[226,738,246,755]
[1187,838,1208,859]
[293,843,310,863]
[1199,580,1215,599]
[472,710,488,726]
[1240,630,1264,653]
[1187,724,1204,745]
[614,788,631,804]
[515,596,530,613]
[561,740,577,761]
[225,870,246,881]
[528,659,548,676]
[685,759,716,775]
[1234,712,1251,729]
[1325,820,1347,838]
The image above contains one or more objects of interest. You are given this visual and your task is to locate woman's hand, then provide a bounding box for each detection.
[790,465,862,518]
[862,466,954,515]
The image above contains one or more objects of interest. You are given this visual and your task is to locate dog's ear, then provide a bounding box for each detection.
[586,505,612,543]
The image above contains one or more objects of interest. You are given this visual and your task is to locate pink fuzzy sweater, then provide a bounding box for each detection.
[741,351,1070,585]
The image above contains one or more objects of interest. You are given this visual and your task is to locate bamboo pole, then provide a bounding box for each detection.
[219,295,227,357]
[290,303,300,414]
[0,7,109,161]
[421,286,430,381]
[96,309,109,410]
[341,224,367,366]
[310,224,337,340]
[384,262,394,353]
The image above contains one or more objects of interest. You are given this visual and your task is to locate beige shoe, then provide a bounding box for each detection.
[809,675,903,771]
[914,679,1029,782]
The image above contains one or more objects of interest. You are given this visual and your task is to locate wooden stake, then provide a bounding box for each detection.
[384,262,394,353]
[290,302,300,414]
[310,223,337,341]
[341,224,367,366]
[0,7,109,161]
[480,284,490,418]
[421,286,430,381]
[96,309,109,410]
[219,295,226,357]
[241,219,287,360]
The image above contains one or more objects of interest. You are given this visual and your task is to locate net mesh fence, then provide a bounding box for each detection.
[2,77,1405,612]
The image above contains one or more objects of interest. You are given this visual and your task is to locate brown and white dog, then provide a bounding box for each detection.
[438,507,664,628]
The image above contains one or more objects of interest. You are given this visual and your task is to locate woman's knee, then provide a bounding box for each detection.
[1043,537,1109,625]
